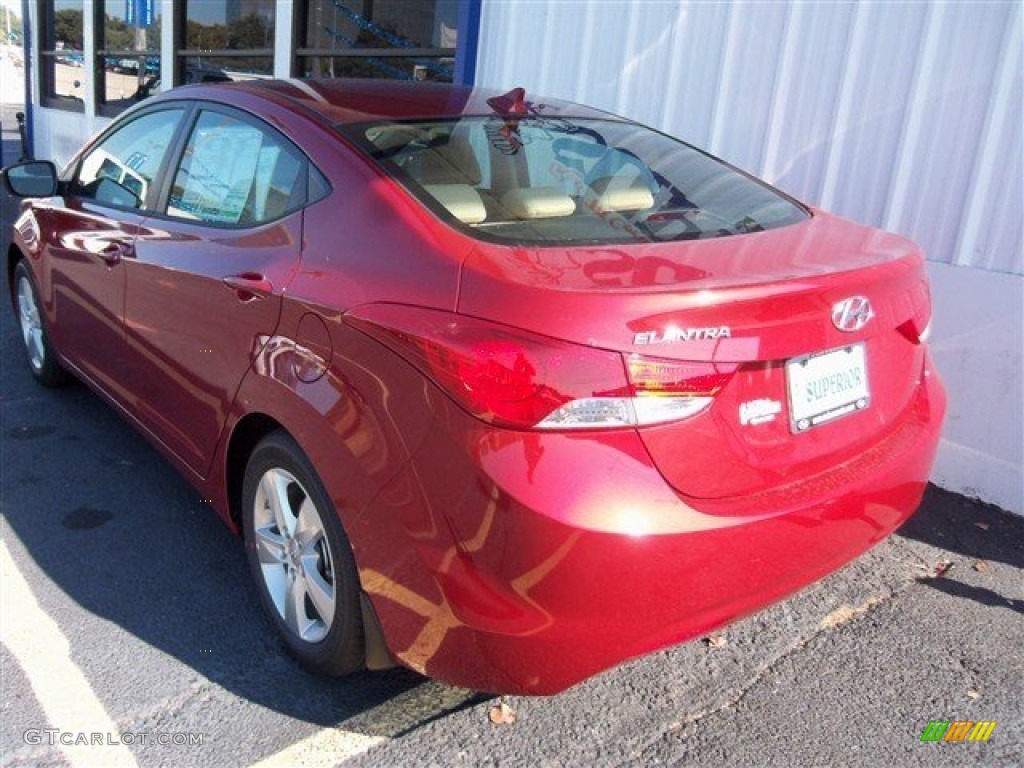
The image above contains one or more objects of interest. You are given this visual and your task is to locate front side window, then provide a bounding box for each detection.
[167,111,306,226]
[348,116,809,246]
[40,0,85,109]
[74,108,185,209]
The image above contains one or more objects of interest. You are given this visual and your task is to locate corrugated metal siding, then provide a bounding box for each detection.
[476,0,1022,274]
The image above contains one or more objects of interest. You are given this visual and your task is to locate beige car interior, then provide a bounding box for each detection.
[371,124,655,226]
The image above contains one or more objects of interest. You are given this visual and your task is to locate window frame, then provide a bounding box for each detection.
[38,0,86,112]
[151,103,330,230]
[67,103,192,215]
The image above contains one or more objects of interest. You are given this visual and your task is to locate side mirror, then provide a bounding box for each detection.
[93,177,141,208]
[2,161,59,198]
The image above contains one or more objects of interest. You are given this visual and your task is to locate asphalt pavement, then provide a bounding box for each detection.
[1,126,1022,768]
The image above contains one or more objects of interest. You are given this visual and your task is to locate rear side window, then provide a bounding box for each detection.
[347,117,808,245]
[167,110,306,226]
[74,108,184,210]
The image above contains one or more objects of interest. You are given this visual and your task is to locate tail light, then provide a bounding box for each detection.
[898,282,933,344]
[346,304,734,430]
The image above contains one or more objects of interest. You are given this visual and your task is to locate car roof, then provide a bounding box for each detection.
[156,78,621,126]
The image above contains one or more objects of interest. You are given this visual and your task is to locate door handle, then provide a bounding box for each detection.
[222,273,274,302]
[98,243,131,266]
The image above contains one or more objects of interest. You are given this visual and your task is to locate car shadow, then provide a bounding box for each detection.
[914,576,1024,616]
[895,484,1024,615]
[896,484,1024,571]
[1,365,489,738]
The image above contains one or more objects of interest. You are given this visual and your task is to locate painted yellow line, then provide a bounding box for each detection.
[0,539,140,768]
[248,727,386,768]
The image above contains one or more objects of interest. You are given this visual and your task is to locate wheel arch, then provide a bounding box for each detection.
[224,412,285,531]
[7,243,25,306]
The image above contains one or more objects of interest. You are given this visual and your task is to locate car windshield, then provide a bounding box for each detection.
[344,116,808,245]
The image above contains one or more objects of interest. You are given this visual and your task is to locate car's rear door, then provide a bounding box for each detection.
[124,106,312,475]
[45,106,186,399]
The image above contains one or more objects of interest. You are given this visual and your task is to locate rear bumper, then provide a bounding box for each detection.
[352,352,945,695]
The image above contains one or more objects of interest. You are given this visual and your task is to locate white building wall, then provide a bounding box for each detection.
[928,261,1023,510]
[477,0,1023,512]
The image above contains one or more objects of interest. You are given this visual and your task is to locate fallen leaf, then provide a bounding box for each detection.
[974,522,989,531]
[820,595,886,629]
[821,605,857,629]
[968,689,981,700]
[703,635,727,649]
[489,701,517,725]
[973,561,988,573]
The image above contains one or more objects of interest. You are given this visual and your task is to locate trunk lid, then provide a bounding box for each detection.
[457,212,932,501]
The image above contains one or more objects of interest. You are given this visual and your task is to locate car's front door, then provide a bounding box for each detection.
[48,107,185,399]
[124,107,309,475]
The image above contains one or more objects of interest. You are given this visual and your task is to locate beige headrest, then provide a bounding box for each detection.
[424,184,487,224]
[501,187,576,219]
[588,176,655,213]
[592,185,655,213]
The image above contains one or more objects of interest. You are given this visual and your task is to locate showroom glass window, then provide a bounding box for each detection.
[39,0,85,110]
[175,1,274,85]
[296,1,456,82]
[96,1,163,116]
[73,108,185,210]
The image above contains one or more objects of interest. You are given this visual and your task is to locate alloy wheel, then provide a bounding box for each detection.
[251,467,336,643]
[16,275,45,373]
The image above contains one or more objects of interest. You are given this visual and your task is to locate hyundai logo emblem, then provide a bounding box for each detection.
[832,296,874,332]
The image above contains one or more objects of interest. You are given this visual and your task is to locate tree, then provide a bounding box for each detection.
[103,16,135,50]
[54,9,83,49]
[186,20,229,50]
[228,13,271,49]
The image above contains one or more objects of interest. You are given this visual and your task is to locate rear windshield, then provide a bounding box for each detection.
[343,116,808,245]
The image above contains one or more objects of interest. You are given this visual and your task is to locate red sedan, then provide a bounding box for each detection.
[3,80,945,695]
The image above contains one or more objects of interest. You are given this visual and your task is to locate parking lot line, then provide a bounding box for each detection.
[248,727,385,768]
[0,539,140,768]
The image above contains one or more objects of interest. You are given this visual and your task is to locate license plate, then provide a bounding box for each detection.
[786,344,870,432]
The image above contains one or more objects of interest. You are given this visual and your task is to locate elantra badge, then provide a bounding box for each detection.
[633,326,731,345]
[832,296,873,332]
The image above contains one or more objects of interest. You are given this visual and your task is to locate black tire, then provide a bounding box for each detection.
[242,431,364,675]
[12,260,69,387]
